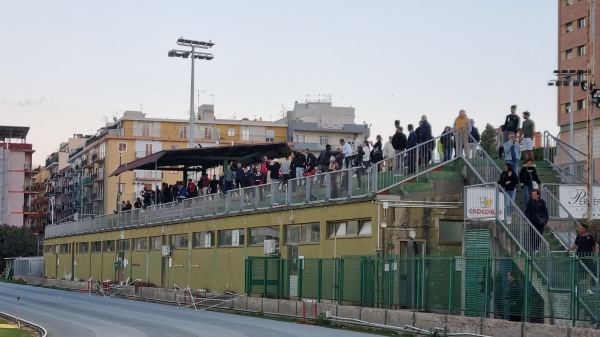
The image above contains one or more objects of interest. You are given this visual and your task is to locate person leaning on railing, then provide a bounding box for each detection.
[567,223,598,294]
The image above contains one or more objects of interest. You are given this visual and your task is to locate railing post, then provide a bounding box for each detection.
[448,257,455,315]
[347,169,353,198]
[305,176,311,203]
[325,173,331,201]
[524,257,532,322]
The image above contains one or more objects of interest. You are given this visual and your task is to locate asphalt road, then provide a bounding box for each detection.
[0,283,382,337]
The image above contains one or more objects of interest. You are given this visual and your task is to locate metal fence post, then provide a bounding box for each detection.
[318,259,323,302]
[524,257,532,322]
[449,256,455,314]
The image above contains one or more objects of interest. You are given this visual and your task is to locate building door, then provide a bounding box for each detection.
[397,239,426,309]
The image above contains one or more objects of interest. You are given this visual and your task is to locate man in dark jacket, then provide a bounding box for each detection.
[469,119,481,158]
[317,144,333,173]
[524,189,549,252]
[306,149,317,169]
[406,124,417,174]
[419,115,433,164]
[391,125,407,172]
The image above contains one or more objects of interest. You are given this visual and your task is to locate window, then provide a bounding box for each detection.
[578,17,586,29]
[145,143,153,156]
[327,219,372,238]
[241,129,250,141]
[205,128,213,139]
[218,229,245,247]
[170,144,179,149]
[91,241,102,253]
[439,221,463,245]
[565,48,573,60]
[44,245,53,253]
[266,130,275,142]
[118,142,127,152]
[320,136,329,147]
[296,134,305,142]
[118,239,130,252]
[141,123,151,137]
[578,45,586,56]
[566,22,574,33]
[179,125,188,139]
[193,231,215,248]
[249,226,280,246]
[171,234,189,249]
[78,242,89,253]
[103,240,115,252]
[118,183,125,195]
[286,223,320,244]
[133,238,147,251]
[59,244,70,254]
[150,236,162,250]
[565,0,574,5]
[564,102,572,114]
[228,128,236,137]
[577,99,586,111]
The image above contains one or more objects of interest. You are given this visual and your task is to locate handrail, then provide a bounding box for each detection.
[370,130,459,193]
[543,131,598,185]
[45,165,374,238]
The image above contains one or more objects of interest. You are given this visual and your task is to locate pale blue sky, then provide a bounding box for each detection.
[0,1,558,165]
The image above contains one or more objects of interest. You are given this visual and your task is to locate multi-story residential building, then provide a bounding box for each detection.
[30,167,50,235]
[557,0,600,180]
[61,109,288,217]
[278,97,370,152]
[0,126,38,228]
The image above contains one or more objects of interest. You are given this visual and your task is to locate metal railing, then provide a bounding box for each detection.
[543,131,598,185]
[371,131,459,193]
[45,166,373,238]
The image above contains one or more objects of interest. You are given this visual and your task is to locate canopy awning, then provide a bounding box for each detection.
[110,142,292,177]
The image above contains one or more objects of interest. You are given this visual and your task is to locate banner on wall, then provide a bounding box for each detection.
[558,185,600,219]
[465,187,505,220]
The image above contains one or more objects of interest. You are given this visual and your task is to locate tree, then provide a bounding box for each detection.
[0,225,37,271]
[480,123,498,158]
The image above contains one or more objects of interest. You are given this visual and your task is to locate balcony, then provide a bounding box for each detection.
[23,185,38,194]
[82,177,93,187]
[45,153,59,169]
[93,153,105,163]
[50,173,59,181]
[134,170,162,181]
[93,171,104,183]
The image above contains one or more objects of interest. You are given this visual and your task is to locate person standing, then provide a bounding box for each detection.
[567,224,598,293]
[371,135,383,171]
[391,125,407,173]
[519,111,535,163]
[502,105,520,142]
[419,115,433,164]
[504,132,521,171]
[347,133,361,168]
[317,144,333,174]
[340,139,352,169]
[524,189,549,252]
[306,149,317,170]
[469,119,481,158]
[406,124,417,174]
[440,126,454,162]
[382,135,395,171]
[497,163,519,224]
[519,159,541,206]
[453,109,472,157]
[199,173,210,196]
[506,271,523,322]
[281,155,291,187]
[352,145,365,188]
[209,174,219,195]
[496,126,505,159]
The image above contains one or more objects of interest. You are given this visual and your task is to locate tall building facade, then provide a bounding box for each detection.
[557,0,600,180]
[0,126,38,227]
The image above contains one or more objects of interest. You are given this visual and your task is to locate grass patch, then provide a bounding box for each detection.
[0,318,39,337]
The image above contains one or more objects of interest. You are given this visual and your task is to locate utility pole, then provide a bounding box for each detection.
[587,0,596,223]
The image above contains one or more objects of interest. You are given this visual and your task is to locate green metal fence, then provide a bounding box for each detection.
[246,255,600,324]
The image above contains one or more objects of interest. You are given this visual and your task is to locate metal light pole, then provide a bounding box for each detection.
[168,38,214,149]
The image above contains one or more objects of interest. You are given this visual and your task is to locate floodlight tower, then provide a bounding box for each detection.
[168,38,214,148]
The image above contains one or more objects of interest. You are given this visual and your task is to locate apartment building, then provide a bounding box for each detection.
[59,109,288,217]
[0,126,38,227]
[278,97,370,152]
[557,0,600,180]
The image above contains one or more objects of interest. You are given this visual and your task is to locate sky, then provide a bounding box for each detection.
[0,1,558,165]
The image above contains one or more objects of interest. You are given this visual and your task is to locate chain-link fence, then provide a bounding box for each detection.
[246,255,600,324]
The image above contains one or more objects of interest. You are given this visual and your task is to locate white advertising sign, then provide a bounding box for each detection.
[558,185,600,219]
[465,187,505,220]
